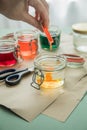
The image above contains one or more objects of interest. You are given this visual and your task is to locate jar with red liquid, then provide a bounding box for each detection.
[16,30,38,60]
[0,39,21,67]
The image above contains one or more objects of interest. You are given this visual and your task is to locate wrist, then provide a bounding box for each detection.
[0,0,6,13]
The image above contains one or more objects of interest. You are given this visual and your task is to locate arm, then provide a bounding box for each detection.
[0,0,49,31]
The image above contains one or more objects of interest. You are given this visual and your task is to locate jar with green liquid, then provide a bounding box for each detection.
[39,25,61,51]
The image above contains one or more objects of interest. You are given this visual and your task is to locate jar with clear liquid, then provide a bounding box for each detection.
[72,23,87,53]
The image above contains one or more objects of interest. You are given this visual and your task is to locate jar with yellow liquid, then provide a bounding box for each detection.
[31,53,66,90]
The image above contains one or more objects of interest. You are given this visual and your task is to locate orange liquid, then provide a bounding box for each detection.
[18,35,38,60]
[37,72,63,89]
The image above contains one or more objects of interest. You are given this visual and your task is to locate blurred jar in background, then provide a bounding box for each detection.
[72,23,87,53]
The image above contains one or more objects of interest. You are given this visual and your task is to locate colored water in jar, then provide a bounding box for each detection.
[17,34,38,60]
[0,51,17,67]
[37,72,64,89]
[0,39,18,67]
[40,26,61,51]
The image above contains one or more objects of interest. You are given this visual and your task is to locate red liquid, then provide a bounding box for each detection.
[18,35,38,60]
[0,52,17,67]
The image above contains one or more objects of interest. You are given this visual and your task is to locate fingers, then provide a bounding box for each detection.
[40,0,49,13]
[1,0,49,31]
[22,12,43,31]
[29,0,49,28]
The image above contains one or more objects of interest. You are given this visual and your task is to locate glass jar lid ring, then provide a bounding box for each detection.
[61,54,85,63]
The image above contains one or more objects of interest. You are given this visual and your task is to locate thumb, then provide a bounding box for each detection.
[22,13,42,31]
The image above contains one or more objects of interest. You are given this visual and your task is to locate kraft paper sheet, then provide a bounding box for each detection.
[0,71,62,122]
[43,67,87,121]
[0,33,87,122]
[43,33,87,121]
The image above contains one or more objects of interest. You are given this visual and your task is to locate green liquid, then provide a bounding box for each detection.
[40,33,61,51]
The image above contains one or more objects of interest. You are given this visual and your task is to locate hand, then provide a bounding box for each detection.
[0,0,49,31]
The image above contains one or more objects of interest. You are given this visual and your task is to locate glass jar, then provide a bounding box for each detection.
[72,23,87,53]
[31,53,66,90]
[60,54,85,68]
[16,30,38,60]
[39,25,61,51]
[0,39,21,67]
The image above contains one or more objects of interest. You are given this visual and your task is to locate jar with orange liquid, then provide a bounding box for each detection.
[16,30,38,60]
[31,53,66,90]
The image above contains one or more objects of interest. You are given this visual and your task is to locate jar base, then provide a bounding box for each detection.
[40,80,64,89]
[75,46,87,53]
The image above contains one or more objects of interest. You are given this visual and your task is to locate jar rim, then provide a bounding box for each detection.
[16,29,38,41]
[0,40,17,52]
[72,23,87,34]
[34,54,66,71]
[40,25,61,36]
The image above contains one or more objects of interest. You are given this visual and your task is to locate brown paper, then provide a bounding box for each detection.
[0,70,63,122]
[43,67,87,121]
[43,34,87,122]
[0,33,87,122]
[0,43,64,122]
